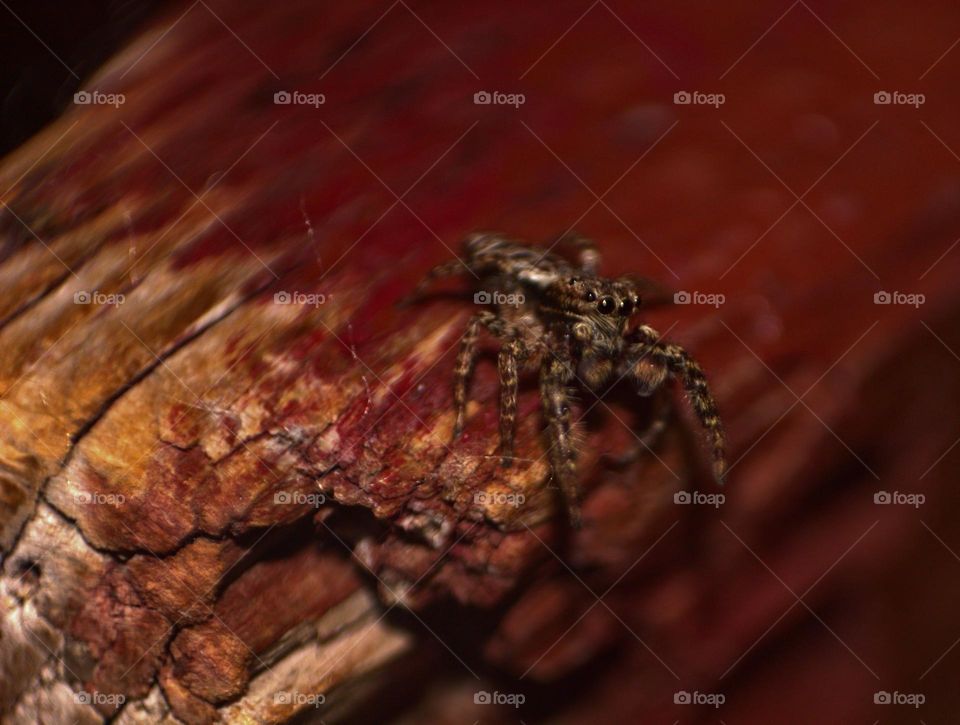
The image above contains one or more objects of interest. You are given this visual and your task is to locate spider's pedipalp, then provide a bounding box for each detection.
[630,354,669,395]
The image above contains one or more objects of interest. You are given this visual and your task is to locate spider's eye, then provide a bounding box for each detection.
[597,296,616,314]
[569,277,578,285]
[585,290,597,302]
[619,298,634,316]
[634,294,642,307]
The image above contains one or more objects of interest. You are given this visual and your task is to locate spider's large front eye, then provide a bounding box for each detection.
[597,296,616,315]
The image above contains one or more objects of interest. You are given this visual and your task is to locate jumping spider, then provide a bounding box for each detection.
[416,232,726,526]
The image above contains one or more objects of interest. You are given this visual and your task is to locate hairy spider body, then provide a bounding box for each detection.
[417,232,725,526]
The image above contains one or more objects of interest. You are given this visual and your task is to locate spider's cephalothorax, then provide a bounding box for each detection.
[416,232,726,526]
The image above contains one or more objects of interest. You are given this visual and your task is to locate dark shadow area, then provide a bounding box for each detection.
[0,0,167,157]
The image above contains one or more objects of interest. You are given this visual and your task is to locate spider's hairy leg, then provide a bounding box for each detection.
[407,258,468,302]
[625,325,727,482]
[618,274,675,309]
[540,353,582,527]
[606,390,670,467]
[452,311,490,439]
[552,231,600,274]
[498,338,526,466]
[452,310,508,440]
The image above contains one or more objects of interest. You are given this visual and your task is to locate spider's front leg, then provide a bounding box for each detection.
[451,310,512,440]
[452,311,494,439]
[497,337,528,466]
[450,311,532,468]
[540,352,582,527]
[623,325,727,482]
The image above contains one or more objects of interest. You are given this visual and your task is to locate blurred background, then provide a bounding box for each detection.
[1,1,960,723]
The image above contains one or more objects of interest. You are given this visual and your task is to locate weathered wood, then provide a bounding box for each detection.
[2,0,960,722]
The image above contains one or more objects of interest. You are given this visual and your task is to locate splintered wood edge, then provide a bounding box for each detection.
[214,590,412,724]
[3,520,412,725]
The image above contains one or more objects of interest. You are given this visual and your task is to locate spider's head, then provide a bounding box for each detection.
[543,275,640,354]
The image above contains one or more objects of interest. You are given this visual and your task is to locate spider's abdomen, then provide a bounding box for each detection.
[464,232,573,289]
